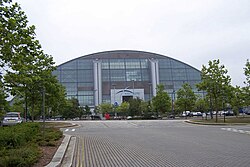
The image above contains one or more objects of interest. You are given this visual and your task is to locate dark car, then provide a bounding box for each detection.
[2,112,23,126]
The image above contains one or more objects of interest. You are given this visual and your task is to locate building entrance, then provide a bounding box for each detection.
[122,96,133,102]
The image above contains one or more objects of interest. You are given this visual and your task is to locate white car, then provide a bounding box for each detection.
[2,112,23,126]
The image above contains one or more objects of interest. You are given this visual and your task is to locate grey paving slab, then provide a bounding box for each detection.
[63,120,250,167]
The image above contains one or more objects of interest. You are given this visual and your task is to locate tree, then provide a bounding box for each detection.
[194,96,209,113]
[244,59,250,86]
[242,59,250,107]
[1,1,67,121]
[99,103,112,114]
[197,59,231,122]
[175,83,197,116]
[128,97,142,116]
[230,86,244,116]
[117,102,129,117]
[152,84,171,116]
[60,98,80,119]
[0,78,7,117]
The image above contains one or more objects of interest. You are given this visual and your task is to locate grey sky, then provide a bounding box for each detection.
[16,0,250,86]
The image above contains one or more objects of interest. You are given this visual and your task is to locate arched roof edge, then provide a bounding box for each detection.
[56,50,200,72]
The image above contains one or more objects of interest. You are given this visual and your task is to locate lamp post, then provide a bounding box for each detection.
[148,83,152,101]
[172,89,175,118]
[112,83,116,103]
[132,80,135,98]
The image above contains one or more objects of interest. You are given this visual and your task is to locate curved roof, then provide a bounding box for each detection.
[58,50,200,72]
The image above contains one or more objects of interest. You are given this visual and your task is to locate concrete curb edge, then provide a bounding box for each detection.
[45,134,71,167]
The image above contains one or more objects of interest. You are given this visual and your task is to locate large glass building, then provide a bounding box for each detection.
[53,50,202,107]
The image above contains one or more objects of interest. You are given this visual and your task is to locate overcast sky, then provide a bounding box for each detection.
[16,0,250,86]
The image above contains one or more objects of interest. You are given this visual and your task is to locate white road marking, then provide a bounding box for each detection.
[221,128,250,135]
[65,129,69,132]
[72,129,75,132]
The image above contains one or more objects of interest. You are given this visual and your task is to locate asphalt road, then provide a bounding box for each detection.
[63,120,250,167]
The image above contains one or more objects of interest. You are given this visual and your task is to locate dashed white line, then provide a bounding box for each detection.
[221,128,250,135]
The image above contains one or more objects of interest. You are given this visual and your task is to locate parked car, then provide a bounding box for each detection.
[224,110,234,116]
[2,112,23,126]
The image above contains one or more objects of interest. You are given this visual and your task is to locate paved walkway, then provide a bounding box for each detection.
[74,136,185,167]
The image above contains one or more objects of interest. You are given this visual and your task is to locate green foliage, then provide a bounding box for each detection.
[197,59,231,122]
[0,122,63,167]
[117,102,129,116]
[128,97,142,116]
[99,103,113,114]
[60,98,80,119]
[0,144,40,167]
[243,59,250,106]
[194,96,209,112]
[244,59,250,86]
[175,83,197,112]
[1,0,67,121]
[152,84,171,115]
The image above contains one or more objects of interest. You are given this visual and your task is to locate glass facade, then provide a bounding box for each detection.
[53,50,202,107]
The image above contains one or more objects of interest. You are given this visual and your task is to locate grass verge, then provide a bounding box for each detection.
[190,116,250,125]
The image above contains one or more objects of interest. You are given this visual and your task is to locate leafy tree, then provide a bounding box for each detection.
[128,97,142,116]
[117,102,129,116]
[230,86,244,116]
[99,103,112,114]
[152,84,171,116]
[243,59,250,106]
[140,101,149,116]
[197,59,231,122]
[1,0,67,121]
[60,98,80,119]
[0,79,7,117]
[244,59,250,86]
[194,96,209,113]
[175,83,197,115]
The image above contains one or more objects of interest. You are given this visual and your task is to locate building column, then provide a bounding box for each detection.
[93,59,102,106]
[149,58,159,97]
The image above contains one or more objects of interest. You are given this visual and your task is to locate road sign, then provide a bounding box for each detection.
[114,101,119,107]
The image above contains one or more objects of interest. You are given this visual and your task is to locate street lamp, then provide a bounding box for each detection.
[148,83,152,101]
[132,80,135,98]
[112,83,116,103]
[171,89,175,118]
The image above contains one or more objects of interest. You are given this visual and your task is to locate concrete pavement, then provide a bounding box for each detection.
[47,120,250,167]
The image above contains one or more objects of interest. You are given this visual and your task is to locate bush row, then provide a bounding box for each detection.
[0,122,63,167]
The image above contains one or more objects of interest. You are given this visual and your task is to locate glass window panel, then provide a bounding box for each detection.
[171,60,188,68]
[110,70,125,81]
[102,60,109,69]
[110,59,125,69]
[77,59,93,69]
[77,70,93,82]
[61,61,77,69]
[125,59,141,69]
[140,59,149,68]
[159,59,171,68]
[172,69,187,80]
[102,69,110,81]
[78,91,93,95]
[102,95,111,103]
[186,69,201,80]
[52,70,61,81]
[78,82,93,87]
[78,96,94,106]
[62,83,77,92]
[159,69,172,80]
[142,69,150,81]
[61,70,77,82]
[126,69,141,81]
[173,81,185,90]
